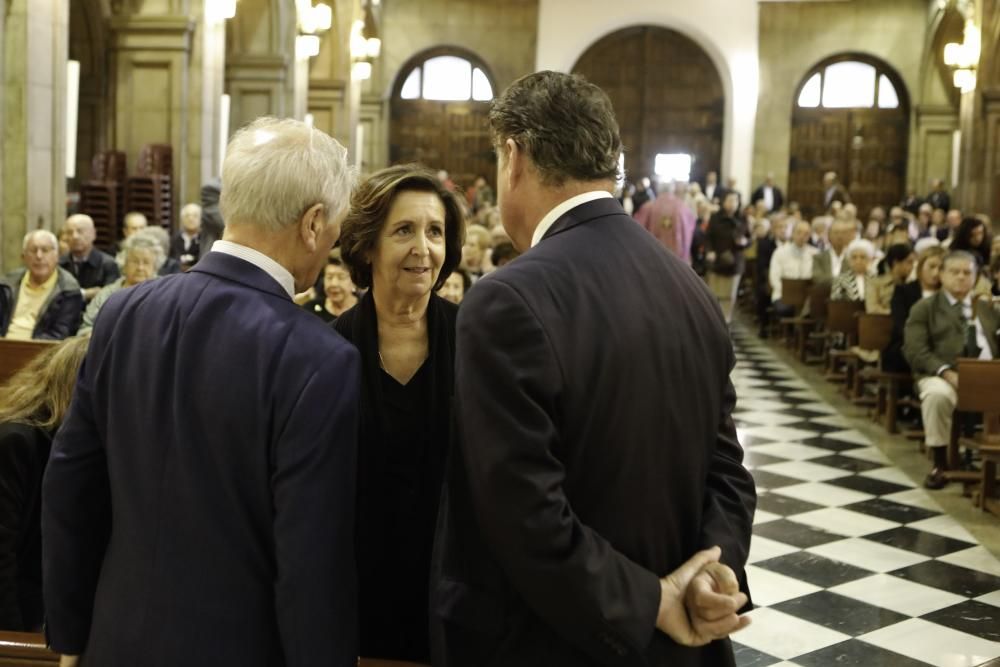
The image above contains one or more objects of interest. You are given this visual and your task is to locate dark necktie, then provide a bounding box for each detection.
[957,302,981,358]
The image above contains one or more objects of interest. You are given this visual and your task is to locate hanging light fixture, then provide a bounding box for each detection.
[944,15,980,93]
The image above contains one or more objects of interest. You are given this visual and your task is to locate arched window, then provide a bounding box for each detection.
[390,48,497,192]
[398,54,494,102]
[788,54,909,220]
[796,59,901,109]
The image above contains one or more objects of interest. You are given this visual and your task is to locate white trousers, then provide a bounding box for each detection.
[916,376,956,448]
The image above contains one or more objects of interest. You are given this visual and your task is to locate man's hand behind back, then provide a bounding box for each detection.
[656,546,751,647]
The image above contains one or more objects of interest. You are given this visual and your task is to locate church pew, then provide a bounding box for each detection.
[0,633,430,667]
[0,340,58,385]
[0,631,58,666]
[947,360,1000,502]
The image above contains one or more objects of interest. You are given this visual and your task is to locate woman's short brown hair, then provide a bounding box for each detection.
[339,165,466,292]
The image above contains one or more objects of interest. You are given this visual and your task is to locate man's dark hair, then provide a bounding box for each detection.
[489,71,622,186]
[884,243,913,269]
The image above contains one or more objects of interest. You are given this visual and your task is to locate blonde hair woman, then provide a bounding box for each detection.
[0,336,89,632]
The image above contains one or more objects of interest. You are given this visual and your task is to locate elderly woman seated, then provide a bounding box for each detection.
[831,238,876,302]
[79,232,165,333]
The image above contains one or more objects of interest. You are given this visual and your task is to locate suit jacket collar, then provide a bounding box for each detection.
[538,196,624,245]
[189,251,292,301]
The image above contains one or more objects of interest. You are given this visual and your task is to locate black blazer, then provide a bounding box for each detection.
[884,281,924,373]
[431,197,756,667]
[42,252,362,666]
[0,423,51,632]
[750,185,784,213]
[59,250,120,290]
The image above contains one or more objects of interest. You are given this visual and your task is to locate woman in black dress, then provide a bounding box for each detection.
[0,335,89,631]
[334,165,465,662]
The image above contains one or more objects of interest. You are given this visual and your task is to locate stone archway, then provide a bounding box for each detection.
[571,25,726,187]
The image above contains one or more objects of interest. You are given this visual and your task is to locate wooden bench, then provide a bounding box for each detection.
[0,631,58,666]
[0,633,429,667]
[949,360,1000,511]
[0,340,58,385]
[824,300,865,385]
[777,278,812,345]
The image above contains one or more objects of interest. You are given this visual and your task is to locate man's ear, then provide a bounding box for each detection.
[505,138,524,191]
[299,203,325,251]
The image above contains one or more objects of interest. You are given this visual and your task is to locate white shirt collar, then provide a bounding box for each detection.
[210,240,296,299]
[531,191,614,248]
[943,291,972,308]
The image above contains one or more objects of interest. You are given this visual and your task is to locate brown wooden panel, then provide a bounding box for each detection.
[788,61,909,220]
[572,25,724,184]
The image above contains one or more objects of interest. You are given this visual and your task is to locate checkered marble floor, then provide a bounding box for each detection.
[730,329,1000,667]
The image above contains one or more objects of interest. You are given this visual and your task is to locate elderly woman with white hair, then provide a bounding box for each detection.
[79,233,166,333]
[831,238,876,301]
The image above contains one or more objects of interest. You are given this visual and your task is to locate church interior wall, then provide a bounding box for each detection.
[536,0,758,196]
[754,0,932,199]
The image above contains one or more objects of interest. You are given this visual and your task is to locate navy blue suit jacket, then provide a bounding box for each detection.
[42,252,361,667]
[432,197,756,666]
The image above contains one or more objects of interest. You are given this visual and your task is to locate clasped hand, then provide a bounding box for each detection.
[656,546,751,647]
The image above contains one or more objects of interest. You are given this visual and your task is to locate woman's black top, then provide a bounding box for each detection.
[884,281,923,373]
[302,298,337,324]
[0,422,52,632]
[333,290,458,662]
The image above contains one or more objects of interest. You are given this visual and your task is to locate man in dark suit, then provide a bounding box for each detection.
[42,117,361,667]
[751,173,784,213]
[904,250,1000,489]
[703,170,728,205]
[822,171,851,210]
[432,71,755,667]
[926,178,951,213]
[59,214,120,302]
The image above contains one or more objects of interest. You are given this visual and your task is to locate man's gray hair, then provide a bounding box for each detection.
[22,229,58,252]
[220,116,356,232]
[943,249,979,275]
[122,231,166,271]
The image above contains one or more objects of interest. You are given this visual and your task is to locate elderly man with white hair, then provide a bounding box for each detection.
[43,117,362,667]
[170,202,204,269]
[1,230,83,340]
[59,213,120,301]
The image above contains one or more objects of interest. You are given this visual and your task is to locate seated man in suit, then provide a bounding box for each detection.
[812,218,858,285]
[433,71,754,667]
[59,214,120,302]
[170,203,204,270]
[1,230,83,340]
[904,250,999,489]
[43,117,361,667]
[768,220,817,318]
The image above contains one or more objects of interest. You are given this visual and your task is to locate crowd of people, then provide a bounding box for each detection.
[0,71,755,667]
[623,169,999,491]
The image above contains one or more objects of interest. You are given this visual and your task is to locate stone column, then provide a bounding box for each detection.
[225,0,297,132]
[1,0,69,271]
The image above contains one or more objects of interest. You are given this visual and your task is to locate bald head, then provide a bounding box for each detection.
[64,214,96,257]
[180,203,202,235]
[792,220,812,247]
[829,219,857,253]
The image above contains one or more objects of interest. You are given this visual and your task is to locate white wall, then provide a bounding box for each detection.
[536,0,759,194]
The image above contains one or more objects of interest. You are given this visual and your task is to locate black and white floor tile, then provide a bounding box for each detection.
[729,329,1000,667]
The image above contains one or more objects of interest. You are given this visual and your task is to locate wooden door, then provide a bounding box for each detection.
[390,99,493,191]
[572,26,724,185]
[789,107,908,219]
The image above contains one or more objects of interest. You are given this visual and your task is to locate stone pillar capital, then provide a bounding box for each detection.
[109,14,194,51]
